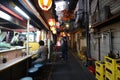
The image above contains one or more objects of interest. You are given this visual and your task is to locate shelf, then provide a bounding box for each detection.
[0,18,26,30]
[92,13,120,29]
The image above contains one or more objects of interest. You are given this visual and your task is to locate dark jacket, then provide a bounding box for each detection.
[61,37,68,51]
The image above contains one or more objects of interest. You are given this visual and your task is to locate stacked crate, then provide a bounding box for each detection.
[116,64,120,80]
[95,61,105,80]
[104,56,120,80]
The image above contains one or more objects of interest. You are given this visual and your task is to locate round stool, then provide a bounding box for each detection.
[34,63,43,68]
[28,67,38,79]
[20,77,33,80]
[28,67,38,73]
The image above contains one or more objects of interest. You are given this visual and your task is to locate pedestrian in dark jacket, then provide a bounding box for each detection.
[61,36,68,61]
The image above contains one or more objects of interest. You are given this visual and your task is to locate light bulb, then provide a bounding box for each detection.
[44,0,48,6]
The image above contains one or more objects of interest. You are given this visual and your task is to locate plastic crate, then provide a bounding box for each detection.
[96,71,105,80]
[104,56,120,71]
[116,75,120,80]
[95,61,105,74]
[105,68,116,80]
[116,64,120,77]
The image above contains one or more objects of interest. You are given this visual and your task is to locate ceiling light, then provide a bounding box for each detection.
[66,23,69,28]
[0,10,12,20]
[14,6,30,19]
[29,24,34,28]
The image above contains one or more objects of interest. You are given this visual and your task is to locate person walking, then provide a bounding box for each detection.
[61,36,68,62]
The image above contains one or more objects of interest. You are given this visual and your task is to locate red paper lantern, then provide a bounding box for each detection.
[38,0,52,11]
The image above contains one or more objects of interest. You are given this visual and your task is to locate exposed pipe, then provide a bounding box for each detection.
[85,0,91,58]
[98,37,100,60]
[74,0,83,26]
[109,30,113,53]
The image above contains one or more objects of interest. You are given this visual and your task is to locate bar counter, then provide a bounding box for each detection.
[0,46,25,53]
[0,55,31,71]
[0,46,36,80]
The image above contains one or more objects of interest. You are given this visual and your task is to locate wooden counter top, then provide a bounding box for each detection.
[0,46,26,53]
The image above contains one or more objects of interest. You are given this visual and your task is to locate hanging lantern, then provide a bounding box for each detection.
[38,0,52,11]
[56,22,60,26]
[52,29,56,34]
[67,33,70,36]
[50,26,55,31]
[55,22,60,28]
[48,18,55,26]
[62,32,66,36]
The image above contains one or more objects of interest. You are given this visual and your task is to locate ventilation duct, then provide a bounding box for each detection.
[74,0,83,28]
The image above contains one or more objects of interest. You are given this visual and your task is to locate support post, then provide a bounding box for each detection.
[26,19,30,55]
